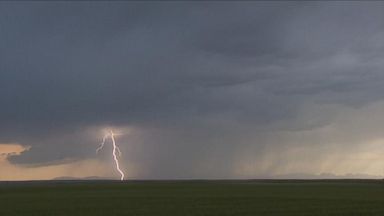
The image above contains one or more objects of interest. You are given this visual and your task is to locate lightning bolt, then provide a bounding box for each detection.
[96,130,125,181]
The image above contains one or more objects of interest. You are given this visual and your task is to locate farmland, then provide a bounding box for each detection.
[1,180,384,216]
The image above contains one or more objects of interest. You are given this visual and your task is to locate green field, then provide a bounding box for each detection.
[1,180,384,216]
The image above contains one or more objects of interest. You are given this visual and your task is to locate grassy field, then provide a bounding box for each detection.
[1,180,384,216]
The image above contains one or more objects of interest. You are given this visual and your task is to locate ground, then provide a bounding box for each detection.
[1,180,384,216]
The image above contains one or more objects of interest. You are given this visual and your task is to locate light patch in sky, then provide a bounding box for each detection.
[0,143,30,161]
[0,143,139,180]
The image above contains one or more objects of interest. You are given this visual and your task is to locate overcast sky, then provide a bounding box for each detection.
[1,2,384,180]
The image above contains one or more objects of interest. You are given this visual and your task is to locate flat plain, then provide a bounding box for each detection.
[1,180,384,216]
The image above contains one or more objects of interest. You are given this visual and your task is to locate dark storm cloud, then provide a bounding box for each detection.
[1,2,384,178]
